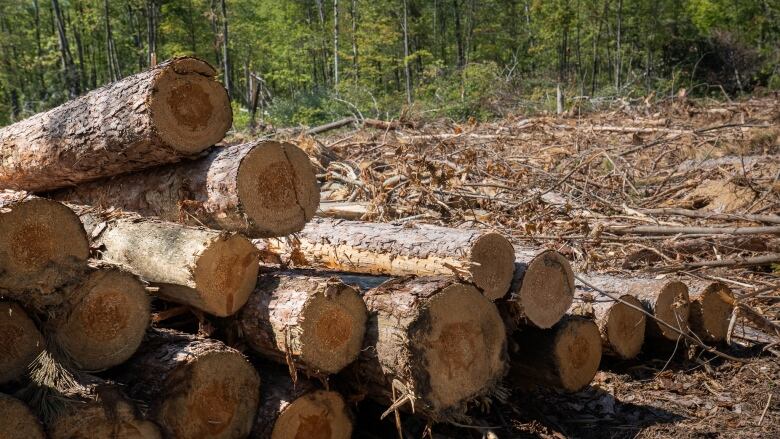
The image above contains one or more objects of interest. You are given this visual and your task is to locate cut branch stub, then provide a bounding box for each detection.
[0,394,46,439]
[0,57,230,192]
[570,291,646,360]
[0,302,44,384]
[237,272,368,375]
[505,250,575,329]
[689,282,735,343]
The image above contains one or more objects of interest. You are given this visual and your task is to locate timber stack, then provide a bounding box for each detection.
[0,58,732,437]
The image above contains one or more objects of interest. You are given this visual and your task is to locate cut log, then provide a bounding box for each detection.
[78,209,260,317]
[251,369,352,439]
[48,265,150,371]
[569,288,646,359]
[689,282,735,343]
[0,195,88,304]
[0,57,231,192]
[51,140,320,237]
[0,393,45,439]
[509,316,602,392]
[344,276,507,421]
[0,302,44,384]
[262,218,516,300]
[237,271,368,374]
[115,329,260,439]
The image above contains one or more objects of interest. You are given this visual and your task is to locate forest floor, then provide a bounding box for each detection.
[239,94,780,438]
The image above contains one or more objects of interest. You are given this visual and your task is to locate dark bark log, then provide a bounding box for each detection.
[0,302,44,385]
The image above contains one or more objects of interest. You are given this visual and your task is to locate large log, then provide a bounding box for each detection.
[0,195,88,304]
[689,282,735,343]
[509,316,602,392]
[343,276,507,421]
[262,218,516,300]
[237,271,368,375]
[78,209,260,317]
[0,57,231,192]
[52,141,320,237]
[0,394,46,439]
[0,301,44,384]
[114,329,260,439]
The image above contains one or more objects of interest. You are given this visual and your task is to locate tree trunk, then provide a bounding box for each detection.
[0,302,45,385]
[51,141,319,238]
[342,276,507,422]
[402,0,412,105]
[237,271,368,375]
[689,282,735,343]
[570,286,646,359]
[113,329,260,439]
[350,0,359,80]
[333,0,339,87]
[0,57,231,192]
[0,394,46,439]
[220,0,231,98]
[76,208,260,317]
[0,194,89,304]
[51,0,79,97]
[509,316,602,392]
[261,218,515,300]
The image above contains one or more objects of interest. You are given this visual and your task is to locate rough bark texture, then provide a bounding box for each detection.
[114,329,260,439]
[689,282,735,343]
[569,287,646,359]
[237,271,368,375]
[0,393,46,439]
[0,57,231,192]
[52,141,320,237]
[0,302,45,384]
[263,218,515,300]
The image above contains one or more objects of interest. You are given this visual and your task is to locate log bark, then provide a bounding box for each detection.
[237,271,368,375]
[113,329,260,439]
[48,264,150,371]
[78,208,260,317]
[251,368,352,439]
[0,302,44,384]
[509,316,602,392]
[0,57,231,192]
[0,393,46,439]
[51,141,319,237]
[343,276,508,422]
[262,218,516,300]
[0,194,88,305]
[689,282,735,343]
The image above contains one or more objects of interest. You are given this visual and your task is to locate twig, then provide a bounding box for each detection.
[758,393,772,426]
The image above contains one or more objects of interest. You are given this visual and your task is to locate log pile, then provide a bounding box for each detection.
[0,60,737,437]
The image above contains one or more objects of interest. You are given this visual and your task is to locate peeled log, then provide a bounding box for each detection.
[262,218,515,300]
[689,282,735,343]
[251,369,352,439]
[0,195,88,304]
[52,141,320,237]
[115,329,260,439]
[0,302,44,384]
[569,289,646,360]
[510,316,602,392]
[79,210,260,317]
[344,276,507,421]
[0,394,45,439]
[49,265,150,371]
[237,271,368,374]
[0,57,230,192]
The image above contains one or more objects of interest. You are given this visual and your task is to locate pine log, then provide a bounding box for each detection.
[237,271,368,375]
[343,276,508,421]
[689,282,735,343]
[251,368,352,439]
[569,287,646,359]
[78,209,260,317]
[262,218,516,300]
[48,265,150,371]
[0,302,44,384]
[51,140,320,237]
[0,394,45,439]
[509,316,602,392]
[0,195,88,305]
[0,57,231,192]
[114,329,260,439]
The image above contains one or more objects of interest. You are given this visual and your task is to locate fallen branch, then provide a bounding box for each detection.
[605,225,780,236]
[306,117,357,135]
[674,253,780,269]
[637,208,780,225]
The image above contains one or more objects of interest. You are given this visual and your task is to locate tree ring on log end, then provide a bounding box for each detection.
[236,141,320,237]
[554,318,602,392]
[299,282,368,374]
[271,390,352,439]
[48,397,162,439]
[149,58,231,153]
[469,232,515,300]
[0,394,45,439]
[158,351,260,439]
[605,295,645,359]
[0,302,44,384]
[691,283,734,342]
[413,284,506,413]
[55,269,150,371]
[194,234,260,317]
[517,250,575,328]
[652,281,690,341]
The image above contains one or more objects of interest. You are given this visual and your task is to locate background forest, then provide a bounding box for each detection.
[0,0,778,128]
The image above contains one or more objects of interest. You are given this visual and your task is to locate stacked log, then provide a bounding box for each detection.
[689,282,735,343]
[0,302,44,384]
[0,394,46,439]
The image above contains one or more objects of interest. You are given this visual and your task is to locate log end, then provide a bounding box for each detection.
[48,397,162,439]
[553,318,602,392]
[236,141,320,237]
[194,234,261,317]
[270,390,352,439]
[469,232,516,300]
[0,394,45,439]
[605,295,646,359]
[649,281,690,341]
[0,302,45,384]
[690,282,734,343]
[515,250,575,328]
